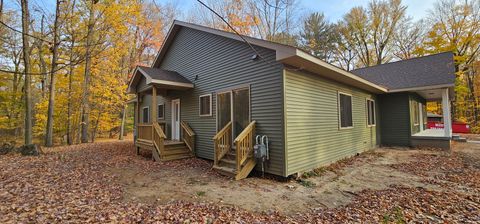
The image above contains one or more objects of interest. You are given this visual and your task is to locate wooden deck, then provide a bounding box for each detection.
[136,121,196,162]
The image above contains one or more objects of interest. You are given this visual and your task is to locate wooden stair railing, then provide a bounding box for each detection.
[152,122,166,159]
[137,124,153,141]
[212,121,232,166]
[181,121,196,153]
[234,121,256,172]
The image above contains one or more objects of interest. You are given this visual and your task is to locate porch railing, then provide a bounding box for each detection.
[137,124,153,141]
[234,121,256,171]
[181,121,195,153]
[152,121,166,156]
[212,121,232,166]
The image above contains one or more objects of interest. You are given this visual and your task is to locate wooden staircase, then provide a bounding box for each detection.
[137,121,195,162]
[152,141,193,162]
[213,121,257,180]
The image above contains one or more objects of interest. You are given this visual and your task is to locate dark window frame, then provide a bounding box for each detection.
[366,98,376,127]
[338,92,354,129]
[199,94,212,117]
[142,106,149,123]
[157,103,165,120]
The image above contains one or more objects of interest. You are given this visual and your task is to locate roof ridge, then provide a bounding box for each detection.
[352,52,453,72]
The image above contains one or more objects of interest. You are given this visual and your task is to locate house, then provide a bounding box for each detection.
[127,20,455,179]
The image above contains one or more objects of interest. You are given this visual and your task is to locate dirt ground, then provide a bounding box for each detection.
[113,144,469,215]
[1,139,479,223]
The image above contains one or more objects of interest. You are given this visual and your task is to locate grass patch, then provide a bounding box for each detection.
[382,207,406,224]
[196,191,206,197]
[298,179,316,188]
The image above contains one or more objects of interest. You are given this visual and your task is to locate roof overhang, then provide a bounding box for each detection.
[151,20,388,94]
[127,66,194,94]
[279,49,388,93]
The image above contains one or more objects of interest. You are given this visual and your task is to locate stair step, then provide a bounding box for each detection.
[165,145,188,151]
[161,153,193,161]
[164,141,185,146]
[163,148,191,156]
[213,165,236,177]
[219,158,236,169]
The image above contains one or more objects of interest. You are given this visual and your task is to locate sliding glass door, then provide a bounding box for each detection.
[216,87,250,139]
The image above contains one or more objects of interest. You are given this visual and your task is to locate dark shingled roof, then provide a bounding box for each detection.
[138,66,192,84]
[351,52,455,90]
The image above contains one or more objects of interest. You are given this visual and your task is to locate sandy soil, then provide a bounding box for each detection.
[110,143,476,215]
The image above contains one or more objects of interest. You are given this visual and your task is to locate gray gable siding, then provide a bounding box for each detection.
[156,27,286,176]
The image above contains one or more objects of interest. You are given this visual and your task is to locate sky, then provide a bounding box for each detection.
[5,0,438,22]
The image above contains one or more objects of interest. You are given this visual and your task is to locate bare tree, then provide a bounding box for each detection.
[248,0,300,43]
[21,0,32,145]
[393,19,425,59]
[341,0,407,67]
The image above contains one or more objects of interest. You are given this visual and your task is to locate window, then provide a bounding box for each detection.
[339,92,353,128]
[142,106,149,123]
[199,94,212,116]
[413,101,419,125]
[157,103,164,120]
[366,99,376,126]
[423,104,427,124]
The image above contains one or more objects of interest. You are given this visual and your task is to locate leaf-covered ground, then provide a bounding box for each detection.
[0,141,479,223]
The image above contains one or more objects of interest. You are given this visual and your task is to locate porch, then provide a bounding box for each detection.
[408,87,453,149]
[128,66,258,179]
[129,66,196,161]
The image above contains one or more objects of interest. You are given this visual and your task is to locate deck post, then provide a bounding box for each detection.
[152,87,157,122]
[441,88,452,138]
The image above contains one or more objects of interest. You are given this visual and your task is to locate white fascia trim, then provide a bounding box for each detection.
[295,50,388,93]
[388,84,455,93]
[138,67,194,88]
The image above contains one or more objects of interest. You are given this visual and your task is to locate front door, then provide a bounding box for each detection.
[217,87,250,140]
[171,99,180,140]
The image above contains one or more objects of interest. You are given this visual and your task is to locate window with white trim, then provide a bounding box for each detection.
[366,99,376,126]
[157,103,165,120]
[413,101,419,125]
[339,93,353,128]
[199,94,212,116]
[142,106,149,123]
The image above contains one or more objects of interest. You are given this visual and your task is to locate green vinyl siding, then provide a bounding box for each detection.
[378,93,411,146]
[154,27,286,176]
[284,69,378,175]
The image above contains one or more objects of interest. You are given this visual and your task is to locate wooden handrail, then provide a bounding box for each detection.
[213,121,232,166]
[213,121,232,140]
[152,122,166,158]
[234,121,256,171]
[153,122,166,138]
[181,121,195,153]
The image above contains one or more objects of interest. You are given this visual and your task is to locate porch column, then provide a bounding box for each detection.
[151,86,157,123]
[441,88,452,138]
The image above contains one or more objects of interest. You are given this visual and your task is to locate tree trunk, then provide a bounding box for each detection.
[21,0,32,145]
[38,15,47,98]
[45,0,61,147]
[66,38,75,145]
[81,0,96,143]
[119,104,127,140]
